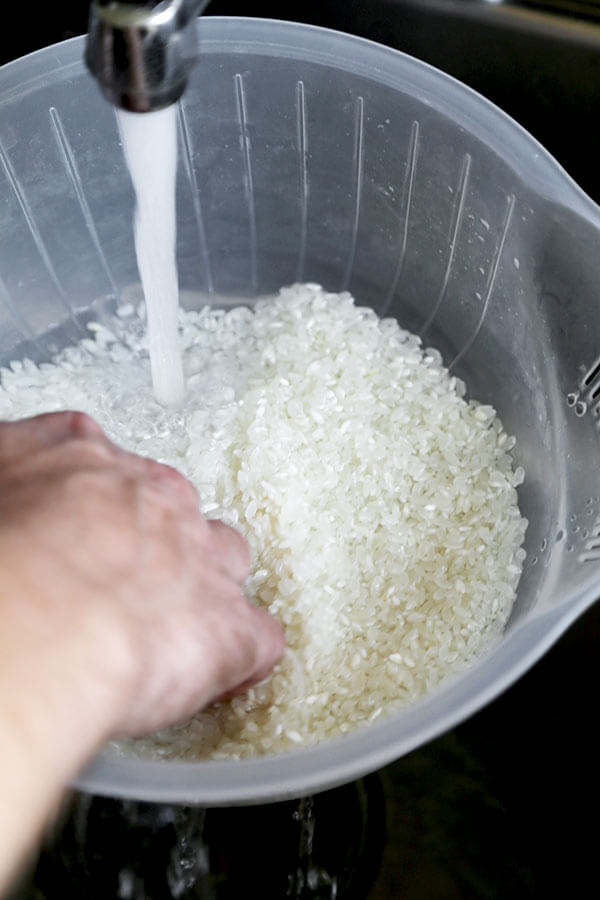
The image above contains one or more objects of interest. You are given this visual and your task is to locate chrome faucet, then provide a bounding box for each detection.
[85,1,211,112]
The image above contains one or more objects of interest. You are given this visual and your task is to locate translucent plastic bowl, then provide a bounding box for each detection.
[1,18,600,804]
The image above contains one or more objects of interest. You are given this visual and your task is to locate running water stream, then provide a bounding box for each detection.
[117,105,185,407]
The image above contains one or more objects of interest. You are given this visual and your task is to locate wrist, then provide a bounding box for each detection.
[0,570,135,890]
[0,568,136,783]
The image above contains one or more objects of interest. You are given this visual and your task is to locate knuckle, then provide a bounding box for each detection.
[147,460,198,501]
[65,410,105,439]
[208,520,252,575]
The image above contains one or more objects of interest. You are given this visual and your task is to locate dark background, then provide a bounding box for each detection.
[2,2,599,897]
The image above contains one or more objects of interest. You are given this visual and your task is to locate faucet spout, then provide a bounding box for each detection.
[85,1,211,112]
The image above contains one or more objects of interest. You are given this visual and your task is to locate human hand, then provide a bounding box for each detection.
[0,411,285,741]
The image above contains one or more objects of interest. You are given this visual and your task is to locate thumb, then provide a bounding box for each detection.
[0,411,105,462]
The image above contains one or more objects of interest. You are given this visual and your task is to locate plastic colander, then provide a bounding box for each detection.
[1,18,599,804]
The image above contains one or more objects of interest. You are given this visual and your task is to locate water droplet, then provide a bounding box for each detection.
[540,539,547,552]
[573,524,580,533]
[556,529,564,542]
[531,557,538,566]
[567,392,578,407]
[567,545,574,552]
[575,400,588,416]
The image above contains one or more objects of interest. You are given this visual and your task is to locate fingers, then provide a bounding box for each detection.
[248,605,287,683]
[0,414,200,512]
[1,414,251,586]
[0,411,286,743]
[0,411,106,462]
[129,464,252,592]
[237,603,286,690]
[206,519,252,585]
[215,605,286,701]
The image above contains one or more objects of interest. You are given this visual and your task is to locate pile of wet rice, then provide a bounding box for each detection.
[0,283,527,759]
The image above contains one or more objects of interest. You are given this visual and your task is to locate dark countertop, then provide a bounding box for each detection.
[2,3,599,898]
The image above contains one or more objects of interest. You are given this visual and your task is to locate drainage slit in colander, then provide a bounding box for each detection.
[296,80,309,284]
[177,101,214,295]
[449,192,515,370]
[582,358,600,387]
[49,106,120,302]
[341,96,365,293]
[578,549,600,562]
[234,72,258,293]
[420,151,472,338]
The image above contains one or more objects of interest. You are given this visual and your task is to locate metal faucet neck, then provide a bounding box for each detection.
[85,0,212,112]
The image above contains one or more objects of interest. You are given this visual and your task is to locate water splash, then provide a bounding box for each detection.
[287,796,339,899]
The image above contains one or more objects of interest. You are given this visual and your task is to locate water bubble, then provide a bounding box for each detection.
[575,400,588,417]
[567,392,578,407]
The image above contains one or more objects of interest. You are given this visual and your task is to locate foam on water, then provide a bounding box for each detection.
[117,105,185,406]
